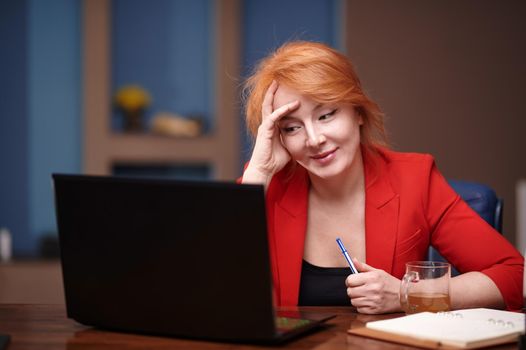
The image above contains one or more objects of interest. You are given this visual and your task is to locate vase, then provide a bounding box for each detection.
[123,109,144,132]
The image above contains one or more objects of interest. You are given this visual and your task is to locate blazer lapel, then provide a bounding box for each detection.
[273,168,308,306]
[364,150,399,274]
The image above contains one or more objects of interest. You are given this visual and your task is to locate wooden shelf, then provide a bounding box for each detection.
[107,133,219,163]
[83,0,241,180]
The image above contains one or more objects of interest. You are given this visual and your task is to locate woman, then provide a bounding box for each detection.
[241,41,523,314]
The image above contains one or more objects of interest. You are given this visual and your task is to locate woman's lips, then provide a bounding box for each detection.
[311,148,337,164]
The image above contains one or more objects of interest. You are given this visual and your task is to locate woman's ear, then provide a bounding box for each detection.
[355,106,365,125]
[355,109,364,126]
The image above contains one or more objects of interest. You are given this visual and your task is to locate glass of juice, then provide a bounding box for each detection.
[400,261,451,314]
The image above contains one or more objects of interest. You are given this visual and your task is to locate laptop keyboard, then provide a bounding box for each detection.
[275,316,313,332]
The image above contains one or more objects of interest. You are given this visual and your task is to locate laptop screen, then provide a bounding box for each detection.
[53,174,281,341]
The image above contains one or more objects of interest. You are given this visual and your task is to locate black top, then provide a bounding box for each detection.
[298,259,352,306]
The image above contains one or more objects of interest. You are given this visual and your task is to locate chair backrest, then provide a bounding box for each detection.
[427,180,503,275]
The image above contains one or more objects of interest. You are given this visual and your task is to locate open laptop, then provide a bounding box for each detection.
[52,174,334,343]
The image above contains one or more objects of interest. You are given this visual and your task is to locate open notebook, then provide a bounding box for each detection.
[349,308,525,349]
[53,174,334,343]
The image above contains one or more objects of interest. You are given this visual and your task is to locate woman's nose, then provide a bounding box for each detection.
[305,127,326,148]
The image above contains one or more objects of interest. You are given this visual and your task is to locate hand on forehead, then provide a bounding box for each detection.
[272,83,319,115]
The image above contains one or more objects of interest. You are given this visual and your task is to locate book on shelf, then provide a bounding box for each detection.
[349,308,525,349]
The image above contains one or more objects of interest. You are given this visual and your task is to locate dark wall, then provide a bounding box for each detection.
[0,0,33,254]
[346,0,526,244]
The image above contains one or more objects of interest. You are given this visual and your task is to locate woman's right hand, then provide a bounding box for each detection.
[242,81,300,187]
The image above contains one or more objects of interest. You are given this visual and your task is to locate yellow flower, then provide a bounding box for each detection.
[114,85,152,112]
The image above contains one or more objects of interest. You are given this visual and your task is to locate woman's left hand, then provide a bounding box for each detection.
[345,259,402,314]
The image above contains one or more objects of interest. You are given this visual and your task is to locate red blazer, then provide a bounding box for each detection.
[263,147,524,310]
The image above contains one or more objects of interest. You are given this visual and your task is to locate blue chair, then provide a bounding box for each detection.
[427,180,503,276]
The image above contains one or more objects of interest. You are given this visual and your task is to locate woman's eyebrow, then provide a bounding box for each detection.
[278,103,326,121]
[278,116,296,123]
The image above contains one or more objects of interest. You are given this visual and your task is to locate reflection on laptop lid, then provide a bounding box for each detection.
[52,174,333,343]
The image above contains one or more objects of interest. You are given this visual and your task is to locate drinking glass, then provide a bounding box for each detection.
[400,261,451,314]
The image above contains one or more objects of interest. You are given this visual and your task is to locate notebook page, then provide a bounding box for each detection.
[366,309,524,348]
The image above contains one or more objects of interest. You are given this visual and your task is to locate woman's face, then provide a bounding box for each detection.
[273,84,363,180]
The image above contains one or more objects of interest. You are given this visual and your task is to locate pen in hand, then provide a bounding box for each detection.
[336,237,358,274]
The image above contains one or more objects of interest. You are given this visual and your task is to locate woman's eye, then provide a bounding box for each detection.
[319,109,337,120]
[281,125,300,134]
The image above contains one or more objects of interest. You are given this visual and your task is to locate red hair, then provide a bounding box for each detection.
[243,41,388,151]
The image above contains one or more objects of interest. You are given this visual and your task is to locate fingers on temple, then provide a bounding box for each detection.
[267,101,299,124]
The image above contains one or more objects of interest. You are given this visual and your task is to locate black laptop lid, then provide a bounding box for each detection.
[53,174,277,341]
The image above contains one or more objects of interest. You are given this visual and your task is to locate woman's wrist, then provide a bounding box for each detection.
[241,166,273,187]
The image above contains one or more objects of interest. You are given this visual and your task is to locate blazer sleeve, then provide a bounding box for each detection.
[423,157,524,311]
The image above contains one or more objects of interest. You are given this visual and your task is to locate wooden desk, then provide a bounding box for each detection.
[0,260,64,304]
[0,304,518,349]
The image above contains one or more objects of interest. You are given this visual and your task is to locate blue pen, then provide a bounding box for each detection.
[336,237,358,274]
